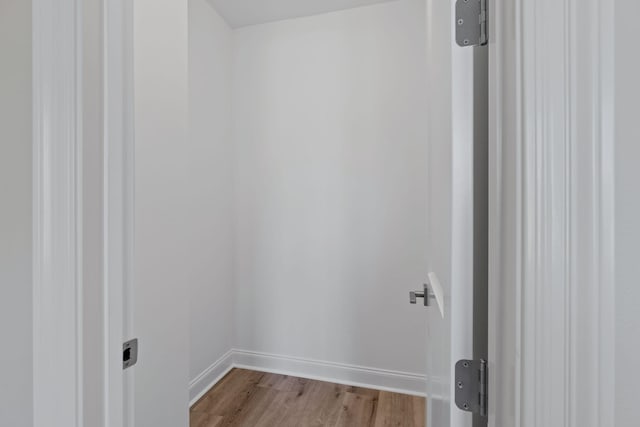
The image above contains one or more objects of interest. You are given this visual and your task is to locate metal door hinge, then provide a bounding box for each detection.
[455,359,487,416]
[123,338,138,370]
[456,0,488,47]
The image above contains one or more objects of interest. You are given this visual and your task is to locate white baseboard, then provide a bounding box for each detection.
[189,349,234,406]
[189,349,427,408]
[233,349,426,397]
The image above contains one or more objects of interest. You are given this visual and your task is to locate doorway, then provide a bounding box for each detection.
[116,0,488,426]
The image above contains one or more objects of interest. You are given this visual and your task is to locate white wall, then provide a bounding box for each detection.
[0,1,32,425]
[615,2,640,425]
[232,0,429,375]
[188,0,235,389]
[134,0,190,425]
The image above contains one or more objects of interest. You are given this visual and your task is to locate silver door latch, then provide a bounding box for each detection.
[409,283,436,306]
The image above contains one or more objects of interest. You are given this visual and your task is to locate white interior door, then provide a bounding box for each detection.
[424,0,488,426]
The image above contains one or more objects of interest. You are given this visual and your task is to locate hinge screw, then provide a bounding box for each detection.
[457,381,464,389]
[457,19,464,25]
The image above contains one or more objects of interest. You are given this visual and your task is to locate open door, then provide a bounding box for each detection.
[422,0,488,426]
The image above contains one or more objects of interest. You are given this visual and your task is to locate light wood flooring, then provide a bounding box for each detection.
[190,368,425,427]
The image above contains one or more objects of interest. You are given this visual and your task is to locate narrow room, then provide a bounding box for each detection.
[7,0,632,426]
[183,0,430,425]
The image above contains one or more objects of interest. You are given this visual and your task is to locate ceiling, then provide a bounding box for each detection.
[209,0,398,29]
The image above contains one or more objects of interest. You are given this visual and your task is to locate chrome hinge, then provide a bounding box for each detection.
[456,0,488,47]
[455,359,487,416]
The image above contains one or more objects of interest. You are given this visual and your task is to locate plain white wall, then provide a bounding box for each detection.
[188,0,236,382]
[134,0,190,425]
[0,1,33,425]
[615,1,640,424]
[232,0,429,374]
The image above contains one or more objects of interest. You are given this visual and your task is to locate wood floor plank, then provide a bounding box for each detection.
[373,391,425,427]
[192,369,266,417]
[345,385,382,400]
[218,386,290,427]
[280,379,347,427]
[333,392,378,427]
[256,372,287,389]
[251,389,299,427]
[271,375,310,394]
[190,411,224,427]
[190,368,426,427]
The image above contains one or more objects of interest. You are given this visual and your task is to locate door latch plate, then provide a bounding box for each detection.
[123,338,139,370]
[455,359,487,416]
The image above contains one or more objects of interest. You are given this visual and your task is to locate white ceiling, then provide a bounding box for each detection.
[209,0,398,29]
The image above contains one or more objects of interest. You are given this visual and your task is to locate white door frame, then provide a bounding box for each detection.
[32,0,84,425]
[488,0,616,425]
[103,0,135,426]
[32,0,134,426]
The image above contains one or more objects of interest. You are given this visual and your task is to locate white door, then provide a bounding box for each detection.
[423,0,488,426]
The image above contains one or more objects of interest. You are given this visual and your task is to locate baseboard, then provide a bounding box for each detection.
[189,349,427,407]
[233,349,426,397]
[189,349,234,406]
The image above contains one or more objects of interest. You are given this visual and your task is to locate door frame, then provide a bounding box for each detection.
[32,0,134,426]
[103,0,135,426]
[32,0,84,425]
[487,0,616,425]
[32,0,618,425]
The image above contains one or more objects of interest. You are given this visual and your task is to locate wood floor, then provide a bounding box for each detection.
[190,369,425,427]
